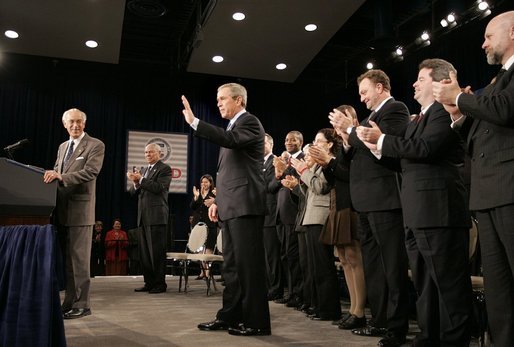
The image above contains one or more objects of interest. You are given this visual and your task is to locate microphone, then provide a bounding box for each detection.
[4,138,30,152]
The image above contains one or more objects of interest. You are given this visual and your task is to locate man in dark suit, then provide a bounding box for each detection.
[263,133,283,301]
[358,59,473,346]
[181,83,270,336]
[43,108,105,319]
[330,70,410,347]
[127,143,172,294]
[433,11,514,346]
[269,131,305,308]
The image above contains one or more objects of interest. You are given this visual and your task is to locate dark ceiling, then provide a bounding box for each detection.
[0,0,511,85]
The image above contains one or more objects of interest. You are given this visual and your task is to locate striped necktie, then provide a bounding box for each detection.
[62,141,74,172]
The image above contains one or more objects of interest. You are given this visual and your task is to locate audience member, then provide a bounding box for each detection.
[263,133,284,301]
[181,82,271,336]
[290,129,342,322]
[311,107,367,330]
[358,58,472,346]
[90,220,105,277]
[432,11,514,346]
[269,131,305,309]
[330,70,410,347]
[43,108,105,319]
[190,174,218,279]
[127,143,172,294]
[105,218,129,276]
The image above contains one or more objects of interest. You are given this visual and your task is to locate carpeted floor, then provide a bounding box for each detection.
[62,275,480,347]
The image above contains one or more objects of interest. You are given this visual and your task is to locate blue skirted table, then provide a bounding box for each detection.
[0,224,66,347]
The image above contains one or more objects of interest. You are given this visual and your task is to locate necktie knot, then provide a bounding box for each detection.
[415,112,424,123]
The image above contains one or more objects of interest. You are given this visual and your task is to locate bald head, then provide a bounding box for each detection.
[482,11,514,65]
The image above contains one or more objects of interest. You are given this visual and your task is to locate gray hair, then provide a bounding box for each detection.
[62,108,87,122]
[146,143,162,153]
[218,83,248,107]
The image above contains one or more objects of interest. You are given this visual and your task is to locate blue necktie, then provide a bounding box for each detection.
[62,141,74,172]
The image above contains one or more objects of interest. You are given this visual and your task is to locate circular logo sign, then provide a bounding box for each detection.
[146,138,172,162]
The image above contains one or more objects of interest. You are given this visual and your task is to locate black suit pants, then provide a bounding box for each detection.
[139,224,167,289]
[279,223,303,298]
[216,215,270,329]
[476,205,514,347]
[305,224,341,319]
[406,227,471,346]
[358,210,409,336]
[263,225,283,297]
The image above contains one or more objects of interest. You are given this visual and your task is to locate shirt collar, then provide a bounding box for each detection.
[290,150,302,159]
[227,109,246,128]
[264,153,273,162]
[420,102,434,115]
[374,96,393,113]
[503,54,514,71]
[69,132,85,146]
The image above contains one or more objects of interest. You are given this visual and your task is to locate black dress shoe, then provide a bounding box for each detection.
[352,325,389,337]
[311,314,341,321]
[304,307,317,316]
[332,312,351,325]
[339,315,366,329]
[228,324,271,336]
[296,303,310,312]
[134,286,151,292]
[267,293,283,301]
[148,286,167,294]
[377,333,406,347]
[198,319,230,331]
[274,296,290,304]
[63,308,91,319]
[285,296,303,308]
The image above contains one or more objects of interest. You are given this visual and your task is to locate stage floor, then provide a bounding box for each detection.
[63,275,480,347]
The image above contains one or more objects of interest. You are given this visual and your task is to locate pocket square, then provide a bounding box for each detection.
[76,156,84,160]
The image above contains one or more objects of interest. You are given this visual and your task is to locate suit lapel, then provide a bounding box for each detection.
[63,135,88,173]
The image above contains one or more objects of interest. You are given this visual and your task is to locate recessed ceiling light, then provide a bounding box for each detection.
[4,30,19,39]
[232,12,245,21]
[304,24,317,32]
[212,55,224,63]
[276,63,287,70]
[366,62,374,70]
[85,40,98,48]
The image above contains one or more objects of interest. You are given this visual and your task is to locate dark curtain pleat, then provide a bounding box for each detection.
[0,224,66,347]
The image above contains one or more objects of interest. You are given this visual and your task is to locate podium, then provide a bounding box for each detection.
[0,157,57,225]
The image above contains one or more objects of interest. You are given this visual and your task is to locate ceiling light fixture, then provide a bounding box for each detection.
[420,31,430,41]
[4,30,19,39]
[304,24,317,32]
[366,62,374,70]
[447,13,456,23]
[232,12,245,21]
[212,55,224,63]
[275,63,287,70]
[478,1,489,11]
[395,47,403,56]
[440,19,448,27]
[85,40,98,48]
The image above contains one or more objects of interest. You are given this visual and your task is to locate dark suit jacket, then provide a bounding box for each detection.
[348,98,410,212]
[130,160,172,226]
[381,102,470,228]
[54,132,105,226]
[190,189,217,228]
[263,155,278,227]
[323,148,353,211]
[269,152,305,225]
[456,65,514,210]
[194,112,266,221]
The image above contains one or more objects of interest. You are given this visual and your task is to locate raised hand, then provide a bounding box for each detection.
[181,95,195,124]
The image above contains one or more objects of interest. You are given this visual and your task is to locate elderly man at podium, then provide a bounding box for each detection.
[43,108,105,319]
